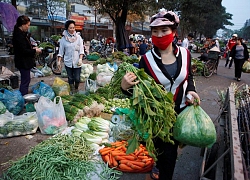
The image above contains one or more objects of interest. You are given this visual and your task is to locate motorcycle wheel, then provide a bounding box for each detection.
[51,59,61,75]
[37,55,45,66]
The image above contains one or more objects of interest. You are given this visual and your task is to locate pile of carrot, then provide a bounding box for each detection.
[99,141,154,173]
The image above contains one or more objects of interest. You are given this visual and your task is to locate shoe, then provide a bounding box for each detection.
[150,166,159,180]
[234,77,237,80]
[237,78,241,81]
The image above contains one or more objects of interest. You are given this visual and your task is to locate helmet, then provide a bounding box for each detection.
[232,34,238,37]
[149,10,179,27]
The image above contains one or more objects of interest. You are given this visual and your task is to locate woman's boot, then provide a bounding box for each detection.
[75,82,79,94]
[69,84,75,95]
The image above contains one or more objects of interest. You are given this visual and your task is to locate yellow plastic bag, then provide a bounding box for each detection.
[242,61,250,73]
[52,77,70,96]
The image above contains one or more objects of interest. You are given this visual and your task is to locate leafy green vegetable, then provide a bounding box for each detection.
[110,62,176,161]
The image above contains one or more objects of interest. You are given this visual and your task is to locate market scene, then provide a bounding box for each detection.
[0,0,250,180]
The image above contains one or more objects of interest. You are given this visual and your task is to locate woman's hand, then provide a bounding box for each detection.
[186,91,200,105]
[121,72,139,91]
[34,47,42,54]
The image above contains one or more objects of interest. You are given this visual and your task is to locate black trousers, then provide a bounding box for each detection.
[234,58,245,78]
[154,137,179,180]
[19,68,31,96]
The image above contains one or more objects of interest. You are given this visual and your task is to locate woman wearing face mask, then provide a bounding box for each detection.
[12,15,42,96]
[57,20,85,94]
[121,10,200,180]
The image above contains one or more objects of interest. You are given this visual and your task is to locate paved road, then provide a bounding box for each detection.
[0,52,249,179]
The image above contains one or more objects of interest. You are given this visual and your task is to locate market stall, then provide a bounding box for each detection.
[0,50,217,179]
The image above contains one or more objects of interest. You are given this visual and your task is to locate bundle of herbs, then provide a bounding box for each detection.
[109,62,176,161]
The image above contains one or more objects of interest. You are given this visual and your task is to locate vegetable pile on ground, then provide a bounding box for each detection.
[2,134,122,180]
[109,62,176,160]
[61,94,105,123]
[99,141,154,172]
[72,117,111,148]
[103,98,130,114]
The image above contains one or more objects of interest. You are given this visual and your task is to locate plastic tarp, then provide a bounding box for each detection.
[0,2,19,32]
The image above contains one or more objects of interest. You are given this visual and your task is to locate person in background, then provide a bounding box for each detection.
[215,37,220,50]
[229,37,249,81]
[12,15,42,96]
[129,37,137,55]
[57,20,85,94]
[138,39,148,55]
[121,10,200,180]
[182,33,194,51]
[225,34,237,68]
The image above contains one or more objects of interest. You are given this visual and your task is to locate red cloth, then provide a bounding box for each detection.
[106,37,115,44]
[227,39,236,51]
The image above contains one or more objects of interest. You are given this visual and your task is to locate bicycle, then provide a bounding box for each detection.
[203,51,221,78]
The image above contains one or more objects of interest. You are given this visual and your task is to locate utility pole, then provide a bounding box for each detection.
[94,9,97,39]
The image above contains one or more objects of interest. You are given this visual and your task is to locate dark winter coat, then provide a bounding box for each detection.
[230,43,249,60]
[12,27,36,69]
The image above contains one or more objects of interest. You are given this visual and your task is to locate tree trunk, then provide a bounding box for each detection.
[11,0,17,9]
[115,2,130,51]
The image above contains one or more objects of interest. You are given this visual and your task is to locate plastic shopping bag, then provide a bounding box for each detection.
[52,77,70,96]
[35,96,67,134]
[0,89,24,115]
[242,61,250,73]
[31,81,55,100]
[173,105,216,148]
[0,111,38,138]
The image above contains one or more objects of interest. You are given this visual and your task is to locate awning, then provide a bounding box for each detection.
[31,18,51,26]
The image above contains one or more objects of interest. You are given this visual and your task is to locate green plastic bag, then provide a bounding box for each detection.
[0,101,6,114]
[86,54,100,61]
[173,105,216,148]
[242,61,250,73]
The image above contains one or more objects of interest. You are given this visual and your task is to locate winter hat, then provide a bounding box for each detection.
[232,34,238,37]
[149,9,179,27]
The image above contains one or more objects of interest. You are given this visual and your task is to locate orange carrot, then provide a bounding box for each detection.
[141,158,153,163]
[120,160,145,167]
[138,155,149,159]
[112,156,118,167]
[135,147,143,156]
[121,146,127,152]
[144,160,153,167]
[126,162,143,170]
[114,156,126,161]
[114,146,124,151]
[104,154,110,165]
[111,151,127,156]
[139,151,149,156]
[99,147,112,153]
[109,153,113,166]
[99,149,113,156]
[123,155,137,161]
[119,163,133,171]
[110,141,124,146]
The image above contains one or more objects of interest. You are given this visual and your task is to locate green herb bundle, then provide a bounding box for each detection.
[110,62,176,161]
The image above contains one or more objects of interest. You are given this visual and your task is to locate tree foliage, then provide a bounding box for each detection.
[86,0,234,44]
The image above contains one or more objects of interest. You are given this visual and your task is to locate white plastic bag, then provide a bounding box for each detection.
[0,111,38,138]
[96,72,113,86]
[35,96,67,134]
[85,78,97,93]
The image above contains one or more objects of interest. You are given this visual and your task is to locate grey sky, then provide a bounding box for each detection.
[222,0,250,30]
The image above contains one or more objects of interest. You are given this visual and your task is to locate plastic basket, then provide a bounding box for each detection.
[208,51,220,60]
